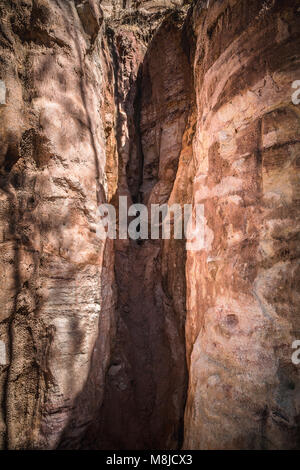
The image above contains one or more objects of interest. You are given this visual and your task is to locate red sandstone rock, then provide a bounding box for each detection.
[0,0,116,449]
[184,0,300,450]
[0,0,299,451]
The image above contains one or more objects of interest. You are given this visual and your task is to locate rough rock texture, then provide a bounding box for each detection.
[184,0,300,450]
[0,0,299,451]
[0,0,116,449]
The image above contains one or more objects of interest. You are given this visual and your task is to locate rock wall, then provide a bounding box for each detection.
[0,0,116,449]
[0,0,299,451]
[184,0,300,450]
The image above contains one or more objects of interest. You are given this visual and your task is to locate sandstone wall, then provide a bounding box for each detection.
[0,0,116,449]
[0,0,299,451]
[184,0,300,450]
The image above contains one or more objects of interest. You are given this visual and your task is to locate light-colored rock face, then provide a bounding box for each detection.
[0,0,299,451]
[184,0,300,450]
[0,0,116,449]
[101,0,186,18]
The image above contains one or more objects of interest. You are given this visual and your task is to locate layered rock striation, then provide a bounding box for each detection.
[0,0,116,449]
[184,0,300,450]
[0,0,299,450]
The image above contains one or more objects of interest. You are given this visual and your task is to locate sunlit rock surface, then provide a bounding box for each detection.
[0,0,299,450]
[0,0,116,449]
[183,0,300,450]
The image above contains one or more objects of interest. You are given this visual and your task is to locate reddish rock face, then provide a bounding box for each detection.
[0,0,116,449]
[0,0,299,451]
[184,0,300,450]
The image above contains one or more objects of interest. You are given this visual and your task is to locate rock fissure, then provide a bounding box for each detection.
[0,0,299,450]
[81,7,191,450]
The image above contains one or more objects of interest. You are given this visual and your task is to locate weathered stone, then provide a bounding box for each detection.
[183,0,300,450]
[0,0,299,451]
[0,0,116,450]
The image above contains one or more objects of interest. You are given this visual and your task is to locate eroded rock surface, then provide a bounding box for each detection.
[0,0,299,451]
[0,0,116,449]
[184,0,300,450]
[82,8,191,451]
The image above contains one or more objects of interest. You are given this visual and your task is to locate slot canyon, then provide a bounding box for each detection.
[0,0,299,450]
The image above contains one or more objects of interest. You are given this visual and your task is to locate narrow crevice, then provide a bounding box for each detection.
[81,10,191,450]
[126,63,144,205]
